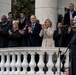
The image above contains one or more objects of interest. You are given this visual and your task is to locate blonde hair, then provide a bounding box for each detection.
[13,20,19,25]
[45,19,52,27]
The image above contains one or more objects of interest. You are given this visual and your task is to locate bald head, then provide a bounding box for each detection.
[30,15,37,24]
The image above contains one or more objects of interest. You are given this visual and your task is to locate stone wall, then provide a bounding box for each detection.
[0,0,11,20]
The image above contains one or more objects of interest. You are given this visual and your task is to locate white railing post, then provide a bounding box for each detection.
[21,52,28,74]
[28,52,36,74]
[56,54,60,75]
[4,53,10,74]
[0,53,5,74]
[56,53,63,75]
[65,51,69,68]
[15,52,21,74]
[9,52,15,74]
[37,52,44,74]
[46,52,53,75]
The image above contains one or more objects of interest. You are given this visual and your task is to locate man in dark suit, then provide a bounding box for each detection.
[0,15,12,48]
[18,12,29,46]
[70,16,76,75]
[7,12,14,29]
[8,12,14,21]
[25,15,42,71]
[27,15,42,47]
[64,3,76,26]
[19,12,28,29]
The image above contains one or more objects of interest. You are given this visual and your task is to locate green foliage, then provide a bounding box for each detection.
[11,0,35,19]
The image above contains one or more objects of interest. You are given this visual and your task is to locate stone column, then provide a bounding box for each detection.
[35,0,58,29]
[58,0,76,15]
[0,0,11,20]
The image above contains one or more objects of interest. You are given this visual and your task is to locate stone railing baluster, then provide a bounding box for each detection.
[46,52,53,74]
[28,52,36,74]
[9,52,15,74]
[0,53,5,74]
[21,52,28,74]
[37,52,44,74]
[4,53,10,74]
[15,52,21,74]
[65,52,69,68]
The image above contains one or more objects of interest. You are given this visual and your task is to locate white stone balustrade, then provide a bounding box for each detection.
[37,52,44,74]
[21,52,28,74]
[28,52,36,74]
[46,52,53,74]
[0,47,69,75]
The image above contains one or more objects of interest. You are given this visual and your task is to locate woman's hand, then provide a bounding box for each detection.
[8,30,12,35]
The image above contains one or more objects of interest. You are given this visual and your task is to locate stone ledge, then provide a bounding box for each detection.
[0,47,67,53]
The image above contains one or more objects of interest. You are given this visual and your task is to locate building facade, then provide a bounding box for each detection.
[35,0,76,28]
[0,0,11,20]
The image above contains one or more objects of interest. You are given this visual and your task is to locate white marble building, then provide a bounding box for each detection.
[0,0,11,20]
[35,0,76,28]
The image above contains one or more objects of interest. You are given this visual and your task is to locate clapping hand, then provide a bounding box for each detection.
[42,24,47,30]
[23,27,26,31]
[28,27,33,33]
[68,26,71,33]
[8,30,12,35]
[19,30,24,35]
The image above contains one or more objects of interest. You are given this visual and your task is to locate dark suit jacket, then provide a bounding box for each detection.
[53,29,61,47]
[61,27,73,47]
[53,28,73,47]
[64,10,76,26]
[70,32,76,75]
[0,21,11,48]
[19,18,28,29]
[21,26,30,47]
[28,23,42,47]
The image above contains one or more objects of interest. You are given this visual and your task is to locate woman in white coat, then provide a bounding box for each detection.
[39,19,54,47]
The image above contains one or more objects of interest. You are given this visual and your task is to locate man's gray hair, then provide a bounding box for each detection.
[1,15,7,19]
[69,3,74,6]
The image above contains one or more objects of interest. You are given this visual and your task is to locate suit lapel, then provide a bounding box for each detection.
[68,12,70,20]
[33,23,37,31]
[72,11,75,17]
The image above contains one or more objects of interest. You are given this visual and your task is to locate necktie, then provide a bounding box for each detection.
[31,24,35,30]
[21,19,24,23]
[70,11,73,19]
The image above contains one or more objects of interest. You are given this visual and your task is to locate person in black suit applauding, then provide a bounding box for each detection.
[28,15,42,47]
[64,3,76,26]
[19,12,28,30]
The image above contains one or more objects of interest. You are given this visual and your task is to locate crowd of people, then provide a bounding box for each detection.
[1,2,76,75]
[0,3,76,49]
